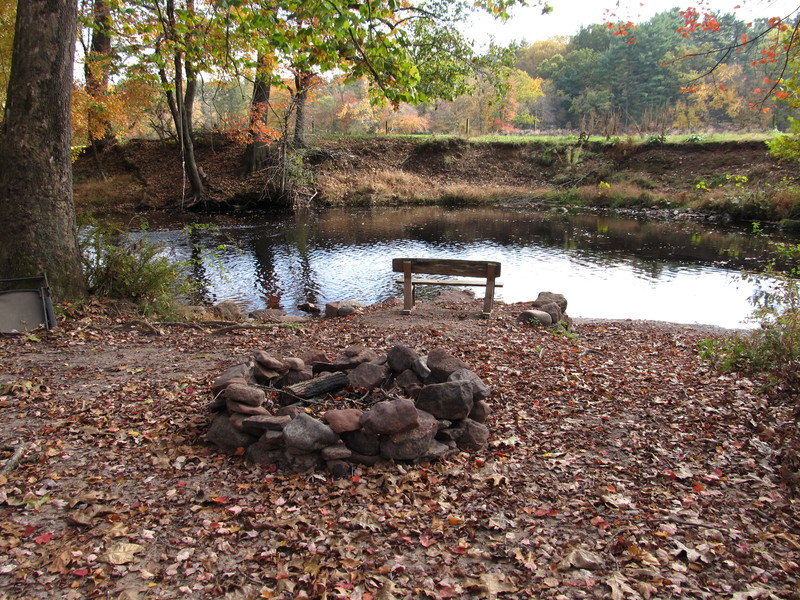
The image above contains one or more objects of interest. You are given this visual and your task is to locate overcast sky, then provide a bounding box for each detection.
[467,0,800,45]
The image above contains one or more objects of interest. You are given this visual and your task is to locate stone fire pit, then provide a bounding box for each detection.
[206,344,492,476]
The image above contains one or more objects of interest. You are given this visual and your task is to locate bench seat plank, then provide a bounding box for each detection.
[394,277,504,287]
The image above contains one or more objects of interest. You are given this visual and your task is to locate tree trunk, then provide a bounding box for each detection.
[243,51,274,175]
[0,0,86,301]
[84,0,114,153]
[159,0,203,205]
[293,71,311,148]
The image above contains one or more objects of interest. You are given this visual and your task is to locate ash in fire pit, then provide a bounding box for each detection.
[206,344,492,475]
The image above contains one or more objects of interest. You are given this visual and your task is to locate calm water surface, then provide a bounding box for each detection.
[140,206,793,328]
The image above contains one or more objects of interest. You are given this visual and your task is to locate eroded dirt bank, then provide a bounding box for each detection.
[73,136,796,214]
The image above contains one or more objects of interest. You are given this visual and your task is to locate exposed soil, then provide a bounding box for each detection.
[73,136,797,214]
[1,294,798,599]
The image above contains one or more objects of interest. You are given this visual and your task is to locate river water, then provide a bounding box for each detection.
[138,206,793,328]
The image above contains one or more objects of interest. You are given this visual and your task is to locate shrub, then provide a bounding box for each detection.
[703,236,800,396]
[79,218,188,314]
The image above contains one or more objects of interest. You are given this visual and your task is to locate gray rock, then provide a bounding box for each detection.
[415,381,474,420]
[518,310,552,327]
[245,441,283,466]
[283,413,340,453]
[322,408,364,433]
[457,419,490,451]
[297,302,321,314]
[341,430,381,455]
[336,301,363,316]
[387,345,421,373]
[469,399,491,423]
[421,440,454,461]
[448,368,491,401]
[381,410,439,461]
[248,309,284,322]
[283,450,322,472]
[252,362,282,384]
[206,413,257,453]
[274,368,313,388]
[321,444,353,461]
[325,300,363,318]
[533,291,567,313]
[537,301,563,324]
[426,348,469,383]
[348,362,389,391]
[436,421,466,442]
[223,383,266,407]
[229,412,267,436]
[393,369,423,396]
[326,459,352,478]
[258,429,285,450]
[211,301,243,321]
[334,345,380,369]
[360,397,419,436]
[347,452,382,466]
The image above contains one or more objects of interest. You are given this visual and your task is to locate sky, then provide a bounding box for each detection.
[467,0,800,45]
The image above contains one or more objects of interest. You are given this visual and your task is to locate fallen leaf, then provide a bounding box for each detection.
[102,542,144,565]
[558,547,604,570]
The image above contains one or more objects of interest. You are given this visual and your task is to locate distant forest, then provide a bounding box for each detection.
[138,10,795,140]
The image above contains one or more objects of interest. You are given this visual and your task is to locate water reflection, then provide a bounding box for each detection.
[141,206,793,328]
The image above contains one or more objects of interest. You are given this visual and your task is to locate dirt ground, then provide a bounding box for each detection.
[1,294,798,599]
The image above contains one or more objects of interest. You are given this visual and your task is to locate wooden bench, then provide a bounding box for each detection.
[392,258,503,317]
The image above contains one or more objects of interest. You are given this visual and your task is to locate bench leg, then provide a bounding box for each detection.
[482,265,497,317]
[402,263,415,314]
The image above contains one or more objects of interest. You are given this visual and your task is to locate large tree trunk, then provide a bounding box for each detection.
[243,51,274,175]
[84,0,115,153]
[0,0,86,301]
[293,71,312,148]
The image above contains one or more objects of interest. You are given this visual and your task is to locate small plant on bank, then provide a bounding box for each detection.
[79,217,190,315]
[702,228,800,396]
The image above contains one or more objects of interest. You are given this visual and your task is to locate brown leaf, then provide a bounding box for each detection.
[102,542,144,565]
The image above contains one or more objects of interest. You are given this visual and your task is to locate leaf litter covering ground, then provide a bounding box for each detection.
[0,296,798,600]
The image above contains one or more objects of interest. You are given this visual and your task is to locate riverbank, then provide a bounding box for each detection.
[73,135,800,225]
[0,295,797,599]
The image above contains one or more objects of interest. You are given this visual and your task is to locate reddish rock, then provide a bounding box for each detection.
[226,399,270,416]
[211,363,250,397]
[242,414,293,431]
[322,408,364,433]
[360,397,419,436]
[381,410,439,461]
[348,362,389,391]
[426,348,469,383]
[253,351,288,372]
[223,383,266,407]
[469,400,491,423]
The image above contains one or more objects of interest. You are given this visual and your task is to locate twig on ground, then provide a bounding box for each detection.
[1,442,28,475]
